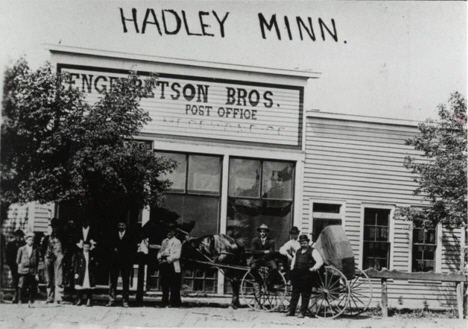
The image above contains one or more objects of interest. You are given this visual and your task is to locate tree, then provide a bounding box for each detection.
[1,59,177,222]
[397,92,467,228]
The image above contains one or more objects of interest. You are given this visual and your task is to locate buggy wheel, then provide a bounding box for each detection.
[308,266,350,319]
[341,267,373,316]
[241,268,287,312]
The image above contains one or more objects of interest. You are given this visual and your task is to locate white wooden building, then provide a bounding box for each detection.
[2,45,464,310]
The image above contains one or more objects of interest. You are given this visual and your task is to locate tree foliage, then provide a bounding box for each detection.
[398,92,467,228]
[1,59,177,220]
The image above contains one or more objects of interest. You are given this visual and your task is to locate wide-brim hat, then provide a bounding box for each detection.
[289,226,300,234]
[299,234,310,243]
[257,223,270,232]
[24,231,35,239]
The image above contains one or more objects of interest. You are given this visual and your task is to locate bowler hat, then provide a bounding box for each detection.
[298,234,309,243]
[24,231,35,239]
[257,223,270,232]
[289,226,300,234]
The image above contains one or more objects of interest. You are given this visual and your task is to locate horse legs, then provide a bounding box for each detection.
[229,279,241,309]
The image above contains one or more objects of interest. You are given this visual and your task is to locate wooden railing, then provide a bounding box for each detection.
[365,268,468,319]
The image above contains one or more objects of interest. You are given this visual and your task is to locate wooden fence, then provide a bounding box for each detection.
[365,268,468,319]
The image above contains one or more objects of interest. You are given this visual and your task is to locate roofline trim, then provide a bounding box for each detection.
[45,44,321,79]
[306,110,421,127]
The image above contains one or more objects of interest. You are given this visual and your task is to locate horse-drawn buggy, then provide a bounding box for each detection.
[181,225,373,318]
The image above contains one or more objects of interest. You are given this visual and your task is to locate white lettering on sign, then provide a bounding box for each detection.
[62,66,303,147]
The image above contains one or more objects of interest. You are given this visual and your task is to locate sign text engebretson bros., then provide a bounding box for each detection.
[61,65,304,148]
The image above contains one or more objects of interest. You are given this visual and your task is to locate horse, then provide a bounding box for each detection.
[180,232,246,309]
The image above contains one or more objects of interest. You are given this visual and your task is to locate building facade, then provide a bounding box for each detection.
[3,45,463,310]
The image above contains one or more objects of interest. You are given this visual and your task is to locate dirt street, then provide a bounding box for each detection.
[0,302,466,329]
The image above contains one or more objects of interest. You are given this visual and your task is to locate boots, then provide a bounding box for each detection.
[12,288,19,303]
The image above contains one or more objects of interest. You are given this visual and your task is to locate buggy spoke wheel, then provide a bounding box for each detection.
[241,268,287,312]
[241,270,263,310]
[308,266,350,319]
[341,268,373,316]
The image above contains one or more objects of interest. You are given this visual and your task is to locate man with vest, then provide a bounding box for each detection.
[286,234,324,318]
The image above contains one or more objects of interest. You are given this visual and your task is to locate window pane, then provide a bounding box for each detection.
[262,161,294,200]
[413,229,424,244]
[155,152,186,193]
[376,209,390,226]
[364,209,376,225]
[377,227,389,241]
[314,203,341,213]
[163,194,219,236]
[188,155,221,195]
[425,229,436,244]
[424,246,436,260]
[229,159,261,198]
[227,198,292,250]
[423,260,435,272]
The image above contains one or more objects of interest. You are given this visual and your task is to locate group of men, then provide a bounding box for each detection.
[5,218,323,316]
[252,223,324,319]
[3,218,183,309]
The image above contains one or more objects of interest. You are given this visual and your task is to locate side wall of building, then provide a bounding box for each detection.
[302,115,463,310]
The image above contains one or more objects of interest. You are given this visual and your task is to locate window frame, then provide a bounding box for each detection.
[409,222,442,273]
[309,199,346,239]
[359,204,395,271]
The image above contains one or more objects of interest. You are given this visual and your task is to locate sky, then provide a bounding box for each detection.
[1,0,466,121]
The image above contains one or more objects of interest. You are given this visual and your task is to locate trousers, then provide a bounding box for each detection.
[45,256,64,302]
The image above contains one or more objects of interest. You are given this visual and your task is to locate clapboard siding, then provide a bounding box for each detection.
[32,203,54,233]
[303,116,463,311]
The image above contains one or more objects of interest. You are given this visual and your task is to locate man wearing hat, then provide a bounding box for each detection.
[107,221,137,308]
[16,231,41,306]
[287,234,324,318]
[279,226,301,269]
[250,224,279,288]
[6,230,25,303]
[157,224,182,308]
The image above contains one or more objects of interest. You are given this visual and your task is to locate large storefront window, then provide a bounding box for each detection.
[227,158,295,249]
[153,152,221,237]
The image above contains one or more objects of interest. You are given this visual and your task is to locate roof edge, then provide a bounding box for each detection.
[306,110,421,127]
[45,44,321,79]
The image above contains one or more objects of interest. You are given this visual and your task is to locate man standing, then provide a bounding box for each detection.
[43,218,65,304]
[279,226,300,269]
[6,230,24,303]
[250,224,279,289]
[16,232,40,306]
[107,221,136,308]
[157,225,182,308]
[286,234,323,318]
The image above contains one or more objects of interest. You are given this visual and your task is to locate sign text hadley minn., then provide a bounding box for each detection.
[119,8,343,43]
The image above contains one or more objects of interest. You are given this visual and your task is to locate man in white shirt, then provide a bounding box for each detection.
[279,226,300,269]
[157,225,182,308]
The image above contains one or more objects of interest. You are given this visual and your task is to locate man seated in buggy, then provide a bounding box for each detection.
[249,223,283,291]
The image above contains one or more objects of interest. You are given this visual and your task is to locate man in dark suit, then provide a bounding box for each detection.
[6,230,25,303]
[107,221,136,308]
[250,223,279,289]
